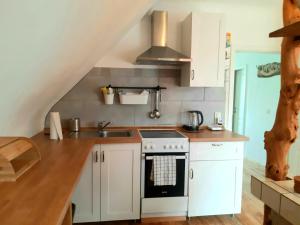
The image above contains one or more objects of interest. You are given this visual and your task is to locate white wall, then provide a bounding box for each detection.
[235,52,280,166]
[96,0,282,68]
[0,0,156,136]
[0,0,282,137]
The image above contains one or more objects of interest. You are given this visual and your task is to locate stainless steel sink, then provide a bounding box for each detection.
[69,130,133,138]
[98,130,132,138]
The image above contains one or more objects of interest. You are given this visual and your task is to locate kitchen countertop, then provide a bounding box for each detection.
[0,128,141,225]
[0,134,94,225]
[179,128,249,142]
[0,127,247,225]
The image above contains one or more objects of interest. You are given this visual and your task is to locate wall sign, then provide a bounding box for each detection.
[257,62,281,78]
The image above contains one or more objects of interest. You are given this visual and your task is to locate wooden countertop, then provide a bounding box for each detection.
[0,134,94,225]
[0,128,141,225]
[0,127,246,225]
[178,128,249,142]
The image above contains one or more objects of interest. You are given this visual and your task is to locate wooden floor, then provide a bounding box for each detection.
[77,160,264,225]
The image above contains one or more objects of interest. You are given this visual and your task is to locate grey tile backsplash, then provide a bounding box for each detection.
[45,67,225,127]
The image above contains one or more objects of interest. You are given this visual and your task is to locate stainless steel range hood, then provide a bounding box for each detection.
[136,11,191,65]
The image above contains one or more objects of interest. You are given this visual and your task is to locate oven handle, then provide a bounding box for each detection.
[145,155,187,160]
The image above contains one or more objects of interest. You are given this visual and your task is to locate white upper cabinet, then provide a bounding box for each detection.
[72,145,101,223]
[181,12,226,87]
[100,143,141,221]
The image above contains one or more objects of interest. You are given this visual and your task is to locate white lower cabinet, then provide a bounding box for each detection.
[188,142,244,217]
[73,145,101,223]
[100,143,141,221]
[72,143,141,223]
[73,141,244,221]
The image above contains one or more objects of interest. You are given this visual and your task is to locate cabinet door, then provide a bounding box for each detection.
[101,144,141,221]
[72,145,101,223]
[188,160,243,217]
[192,13,225,87]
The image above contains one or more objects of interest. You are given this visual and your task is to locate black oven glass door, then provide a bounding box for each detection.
[144,152,185,198]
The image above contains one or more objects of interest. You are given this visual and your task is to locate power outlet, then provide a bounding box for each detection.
[214,112,223,125]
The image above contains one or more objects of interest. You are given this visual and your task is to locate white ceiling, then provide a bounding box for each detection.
[97,0,282,68]
[0,0,284,136]
[0,0,157,136]
[161,0,282,6]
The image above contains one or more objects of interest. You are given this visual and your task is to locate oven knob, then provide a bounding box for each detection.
[150,145,153,149]
[169,145,173,149]
[175,145,178,149]
[144,145,149,150]
[163,145,167,149]
[180,145,184,149]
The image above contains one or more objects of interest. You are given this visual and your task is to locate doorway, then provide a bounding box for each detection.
[232,69,246,134]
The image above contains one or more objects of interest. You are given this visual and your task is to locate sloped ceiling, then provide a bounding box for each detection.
[0,0,157,136]
[97,0,282,68]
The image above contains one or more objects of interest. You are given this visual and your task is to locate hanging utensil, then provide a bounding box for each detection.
[149,90,161,119]
[149,90,156,119]
[153,90,161,118]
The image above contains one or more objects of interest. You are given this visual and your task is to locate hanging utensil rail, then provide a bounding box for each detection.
[106,85,166,91]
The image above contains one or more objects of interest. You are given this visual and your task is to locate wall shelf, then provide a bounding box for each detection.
[269,21,300,38]
[106,85,166,91]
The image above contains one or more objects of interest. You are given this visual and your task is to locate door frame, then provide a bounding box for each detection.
[232,68,247,135]
[224,47,247,131]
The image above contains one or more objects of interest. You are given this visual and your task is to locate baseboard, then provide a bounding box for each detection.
[141,216,186,223]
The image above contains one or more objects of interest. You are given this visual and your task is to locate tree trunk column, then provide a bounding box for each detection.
[263,1,300,224]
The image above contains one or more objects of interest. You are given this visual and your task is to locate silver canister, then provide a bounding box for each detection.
[69,118,80,132]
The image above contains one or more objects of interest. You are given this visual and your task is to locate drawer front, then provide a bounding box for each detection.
[190,142,244,161]
[142,197,188,214]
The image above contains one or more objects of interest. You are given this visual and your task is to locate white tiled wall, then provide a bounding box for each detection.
[45,68,225,127]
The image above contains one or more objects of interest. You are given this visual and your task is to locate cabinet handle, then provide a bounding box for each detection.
[95,151,99,163]
[212,143,223,147]
[190,169,194,179]
[191,69,195,80]
[101,151,105,163]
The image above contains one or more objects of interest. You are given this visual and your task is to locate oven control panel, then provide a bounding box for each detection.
[142,139,189,153]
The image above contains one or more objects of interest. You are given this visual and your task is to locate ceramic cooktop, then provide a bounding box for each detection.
[139,130,185,138]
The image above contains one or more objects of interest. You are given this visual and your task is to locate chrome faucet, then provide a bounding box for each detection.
[98,121,111,132]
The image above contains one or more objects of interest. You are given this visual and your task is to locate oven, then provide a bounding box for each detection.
[141,152,189,198]
[139,129,190,217]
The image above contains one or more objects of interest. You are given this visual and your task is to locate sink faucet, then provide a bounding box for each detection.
[98,121,111,132]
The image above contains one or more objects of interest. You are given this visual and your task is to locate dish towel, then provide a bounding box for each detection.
[152,155,177,186]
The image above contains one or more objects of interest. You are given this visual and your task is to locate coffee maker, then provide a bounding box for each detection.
[182,111,204,132]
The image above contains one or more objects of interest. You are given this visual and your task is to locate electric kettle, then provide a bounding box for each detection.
[182,110,204,132]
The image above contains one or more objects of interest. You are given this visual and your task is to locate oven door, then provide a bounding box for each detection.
[142,152,188,198]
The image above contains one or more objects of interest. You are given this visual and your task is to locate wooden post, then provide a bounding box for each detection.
[263,0,300,224]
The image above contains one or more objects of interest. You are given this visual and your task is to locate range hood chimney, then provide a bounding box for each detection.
[136,11,191,65]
